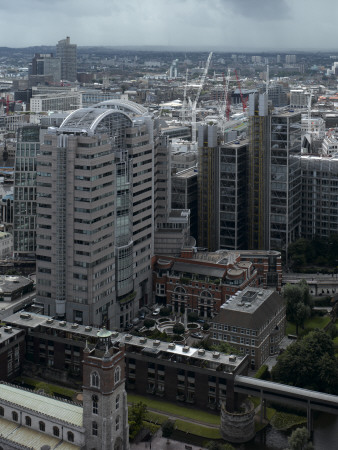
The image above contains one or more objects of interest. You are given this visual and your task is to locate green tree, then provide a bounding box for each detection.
[159,307,171,317]
[283,280,312,334]
[286,427,314,450]
[272,330,338,393]
[172,323,185,335]
[161,419,175,443]
[144,318,155,329]
[129,402,148,440]
[212,341,237,355]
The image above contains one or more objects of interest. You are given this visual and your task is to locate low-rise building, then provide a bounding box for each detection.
[210,287,286,370]
[4,312,249,411]
[0,325,25,380]
[0,326,130,450]
[0,231,13,258]
[152,248,282,318]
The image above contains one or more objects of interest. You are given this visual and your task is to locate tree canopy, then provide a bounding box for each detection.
[288,235,338,270]
[272,329,338,394]
[161,420,175,440]
[287,427,314,450]
[283,280,312,334]
[129,401,148,440]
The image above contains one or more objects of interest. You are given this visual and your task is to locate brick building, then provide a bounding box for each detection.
[152,248,282,317]
[210,287,286,370]
[4,312,249,412]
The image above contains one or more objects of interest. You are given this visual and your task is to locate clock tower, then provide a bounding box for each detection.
[82,328,129,450]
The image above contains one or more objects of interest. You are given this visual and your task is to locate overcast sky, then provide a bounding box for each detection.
[2,0,337,50]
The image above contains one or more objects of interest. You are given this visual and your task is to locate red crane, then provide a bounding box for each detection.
[234,70,247,113]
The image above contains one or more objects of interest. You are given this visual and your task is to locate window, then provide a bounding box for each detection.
[0,406,3,416]
[12,411,18,421]
[91,371,100,388]
[25,416,32,426]
[39,421,45,431]
[114,366,121,384]
[92,421,98,436]
[116,394,120,410]
[67,431,74,442]
[92,395,98,414]
[53,426,60,437]
[116,415,120,431]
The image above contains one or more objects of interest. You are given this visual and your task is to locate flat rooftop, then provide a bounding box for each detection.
[0,325,23,345]
[220,287,273,314]
[5,312,247,373]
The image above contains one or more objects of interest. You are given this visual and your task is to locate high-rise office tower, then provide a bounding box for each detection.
[30,53,61,82]
[247,93,271,250]
[56,36,77,82]
[219,139,249,250]
[197,125,219,250]
[13,125,40,258]
[270,110,302,250]
[197,125,248,251]
[36,100,153,329]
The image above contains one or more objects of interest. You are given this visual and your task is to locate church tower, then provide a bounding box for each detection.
[82,328,129,450]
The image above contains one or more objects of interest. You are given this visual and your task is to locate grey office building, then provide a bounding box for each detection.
[56,36,77,82]
[36,100,153,329]
[13,125,40,258]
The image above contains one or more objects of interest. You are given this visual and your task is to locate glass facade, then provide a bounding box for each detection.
[270,113,302,250]
[13,125,40,257]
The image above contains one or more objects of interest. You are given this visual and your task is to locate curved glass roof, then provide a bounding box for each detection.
[59,99,148,133]
[94,99,148,115]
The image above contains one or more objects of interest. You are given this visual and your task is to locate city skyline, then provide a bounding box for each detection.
[1,0,338,51]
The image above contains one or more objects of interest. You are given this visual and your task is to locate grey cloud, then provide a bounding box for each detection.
[217,0,291,20]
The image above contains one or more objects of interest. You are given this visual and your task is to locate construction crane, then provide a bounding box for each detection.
[266,64,269,95]
[223,69,231,121]
[307,89,313,134]
[181,69,189,123]
[191,52,213,142]
[234,69,247,113]
[218,69,231,134]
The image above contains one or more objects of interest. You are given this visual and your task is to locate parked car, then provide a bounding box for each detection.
[152,307,161,316]
[191,332,203,339]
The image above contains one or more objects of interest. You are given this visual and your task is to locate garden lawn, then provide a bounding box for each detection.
[146,411,168,425]
[270,412,307,430]
[127,393,220,425]
[286,315,331,336]
[15,377,76,399]
[175,420,222,439]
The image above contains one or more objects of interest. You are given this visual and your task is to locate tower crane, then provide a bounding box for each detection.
[181,69,189,123]
[234,69,247,113]
[307,89,313,134]
[218,69,231,134]
[191,52,212,142]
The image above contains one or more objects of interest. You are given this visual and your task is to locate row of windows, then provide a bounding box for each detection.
[0,408,74,441]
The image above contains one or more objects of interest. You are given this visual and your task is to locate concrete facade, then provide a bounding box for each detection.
[36,100,154,329]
